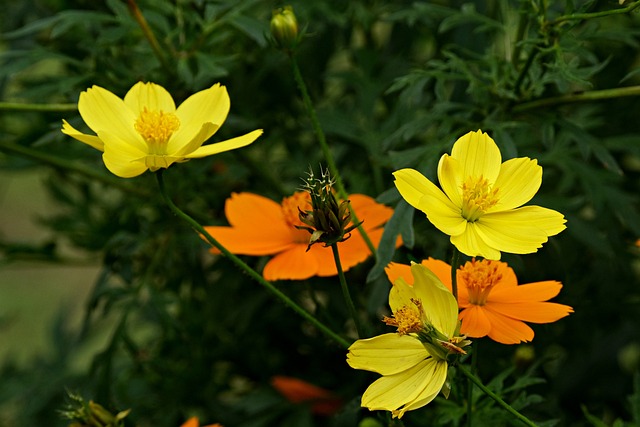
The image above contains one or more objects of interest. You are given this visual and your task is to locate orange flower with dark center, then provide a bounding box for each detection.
[271,376,343,416]
[385,258,573,344]
[205,191,400,280]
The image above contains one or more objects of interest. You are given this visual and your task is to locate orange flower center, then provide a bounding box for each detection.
[459,259,502,306]
[461,176,499,222]
[134,108,180,151]
[383,299,424,335]
[281,191,313,243]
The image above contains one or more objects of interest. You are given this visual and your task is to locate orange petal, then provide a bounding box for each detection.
[484,301,573,324]
[385,262,413,286]
[482,306,534,344]
[490,280,562,302]
[263,245,319,280]
[458,306,491,338]
[203,225,295,256]
[421,258,452,288]
[180,418,198,427]
[271,376,335,402]
[224,192,286,228]
[348,194,394,230]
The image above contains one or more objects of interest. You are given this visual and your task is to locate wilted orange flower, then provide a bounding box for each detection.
[180,417,221,427]
[204,191,400,280]
[271,376,343,416]
[385,258,573,344]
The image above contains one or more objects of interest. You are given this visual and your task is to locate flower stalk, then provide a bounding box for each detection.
[155,170,350,349]
[458,365,539,427]
[331,243,364,338]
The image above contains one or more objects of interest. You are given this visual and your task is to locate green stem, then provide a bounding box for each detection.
[552,0,640,25]
[126,0,173,71]
[289,55,376,257]
[514,85,640,112]
[467,341,479,427]
[0,102,76,112]
[450,247,460,302]
[155,170,350,349]
[331,243,364,339]
[458,365,538,427]
[0,139,150,197]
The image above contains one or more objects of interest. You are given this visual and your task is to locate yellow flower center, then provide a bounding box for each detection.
[134,108,180,152]
[383,299,424,335]
[460,176,499,222]
[459,259,502,306]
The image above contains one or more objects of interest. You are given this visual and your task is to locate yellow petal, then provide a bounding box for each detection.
[61,120,104,151]
[389,277,418,314]
[476,206,566,254]
[123,81,176,115]
[172,123,219,157]
[410,263,458,337]
[78,85,144,152]
[450,223,502,260]
[184,129,263,158]
[451,130,501,184]
[437,155,463,207]
[361,357,447,416]
[393,169,464,235]
[100,131,148,178]
[347,333,429,375]
[491,157,542,212]
[172,83,230,152]
[392,359,448,418]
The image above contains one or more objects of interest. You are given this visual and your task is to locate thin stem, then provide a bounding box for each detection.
[0,102,76,112]
[155,170,350,349]
[450,247,460,302]
[126,0,173,71]
[0,139,150,197]
[466,340,479,427]
[458,365,538,427]
[289,55,376,257]
[331,243,364,339]
[514,85,640,112]
[552,0,640,25]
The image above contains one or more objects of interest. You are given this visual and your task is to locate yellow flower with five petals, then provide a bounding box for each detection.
[62,82,263,178]
[393,130,566,259]
[347,263,469,418]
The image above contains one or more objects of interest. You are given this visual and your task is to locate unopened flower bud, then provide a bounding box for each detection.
[297,166,362,250]
[270,6,299,51]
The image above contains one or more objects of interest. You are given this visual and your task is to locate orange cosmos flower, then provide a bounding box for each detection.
[385,258,573,344]
[180,417,222,427]
[205,191,400,280]
[271,376,343,416]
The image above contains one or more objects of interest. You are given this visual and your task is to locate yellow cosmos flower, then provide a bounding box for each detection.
[393,130,566,259]
[62,82,263,178]
[347,263,469,418]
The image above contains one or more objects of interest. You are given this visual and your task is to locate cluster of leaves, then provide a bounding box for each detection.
[1,0,639,426]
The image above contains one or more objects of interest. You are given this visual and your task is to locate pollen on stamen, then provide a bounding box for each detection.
[459,259,503,306]
[461,175,500,222]
[383,304,423,335]
[134,108,180,144]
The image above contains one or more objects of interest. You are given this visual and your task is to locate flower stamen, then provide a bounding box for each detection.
[383,299,423,335]
[459,259,502,305]
[460,175,499,222]
[134,108,180,150]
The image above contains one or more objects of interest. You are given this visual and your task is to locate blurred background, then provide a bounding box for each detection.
[1,1,639,426]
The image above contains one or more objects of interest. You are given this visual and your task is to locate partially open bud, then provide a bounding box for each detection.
[297,167,362,250]
[60,392,130,427]
[270,6,299,52]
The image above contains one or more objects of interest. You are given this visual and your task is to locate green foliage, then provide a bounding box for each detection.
[1,0,640,426]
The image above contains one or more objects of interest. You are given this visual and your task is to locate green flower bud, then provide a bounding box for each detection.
[270,6,299,51]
